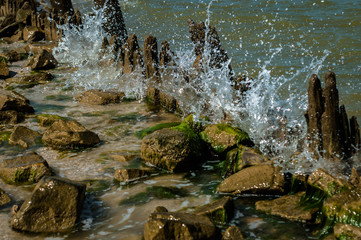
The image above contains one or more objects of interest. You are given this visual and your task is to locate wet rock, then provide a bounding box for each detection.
[153,206,168,213]
[350,116,360,154]
[24,43,56,55]
[3,50,22,62]
[11,176,86,233]
[222,146,269,177]
[322,188,361,227]
[0,89,34,114]
[122,33,143,74]
[144,35,160,104]
[75,89,125,105]
[222,226,245,240]
[159,40,175,71]
[255,192,318,222]
[0,110,24,124]
[350,167,361,188]
[0,130,11,144]
[114,168,153,182]
[188,19,230,71]
[50,0,74,15]
[8,126,41,148]
[200,123,253,154]
[0,22,20,38]
[6,72,54,85]
[22,26,44,42]
[27,49,58,70]
[333,223,361,240]
[144,211,221,240]
[193,196,234,224]
[0,61,10,78]
[217,164,285,195]
[83,179,110,193]
[94,0,127,47]
[0,14,15,29]
[36,113,67,127]
[307,168,352,197]
[0,152,52,185]
[141,123,203,172]
[0,188,11,207]
[15,2,33,23]
[42,119,100,149]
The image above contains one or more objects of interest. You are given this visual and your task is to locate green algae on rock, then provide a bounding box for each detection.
[0,152,52,185]
[135,122,181,139]
[333,223,361,240]
[200,123,253,154]
[36,114,68,127]
[193,196,234,225]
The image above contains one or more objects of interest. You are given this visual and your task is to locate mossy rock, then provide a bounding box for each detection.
[200,123,253,154]
[0,56,7,63]
[83,179,111,193]
[193,196,234,225]
[334,223,361,240]
[135,122,181,139]
[37,114,68,127]
[119,186,188,206]
[0,131,11,143]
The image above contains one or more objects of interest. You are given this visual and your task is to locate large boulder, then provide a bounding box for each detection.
[141,123,204,172]
[255,192,318,222]
[8,126,41,148]
[193,196,234,225]
[144,208,220,240]
[75,89,125,105]
[0,152,52,185]
[42,120,100,149]
[200,124,253,154]
[217,164,285,195]
[36,114,67,127]
[0,188,11,207]
[27,49,58,70]
[11,176,86,233]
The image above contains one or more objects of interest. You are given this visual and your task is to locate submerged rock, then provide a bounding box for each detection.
[3,50,23,62]
[193,196,234,225]
[42,119,100,149]
[75,89,125,105]
[27,49,58,70]
[0,110,24,124]
[114,168,153,182]
[0,152,52,185]
[222,226,245,240]
[144,210,220,240]
[255,192,318,222]
[8,126,41,148]
[0,188,11,207]
[333,223,361,240]
[217,164,285,195]
[200,123,253,154]
[11,176,86,233]
[141,124,203,172]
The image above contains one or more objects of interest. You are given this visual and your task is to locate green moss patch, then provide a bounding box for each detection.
[135,122,181,139]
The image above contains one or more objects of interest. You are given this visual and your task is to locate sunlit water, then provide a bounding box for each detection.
[0,0,360,239]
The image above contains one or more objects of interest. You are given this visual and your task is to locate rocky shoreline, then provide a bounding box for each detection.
[1,0,361,239]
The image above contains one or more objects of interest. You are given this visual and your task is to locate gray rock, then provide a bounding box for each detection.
[217,164,285,195]
[255,192,318,222]
[42,119,100,149]
[9,126,41,148]
[0,152,52,185]
[11,176,86,233]
[144,211,220,240]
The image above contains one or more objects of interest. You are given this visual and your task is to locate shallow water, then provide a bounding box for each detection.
[0,0,360,239]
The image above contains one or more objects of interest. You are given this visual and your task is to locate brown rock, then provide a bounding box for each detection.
[350,167,361,188]
[350,116,360,154]
[217,164,285,195]
[42,119,100,149]
[334,223,361,240]
[27,49,58,70]
[0,110,24,124]
[122,34,143,74]
[0,89,34,113]
[4,50,22,62]
[193,196,234,224]
[255,192,318,222]
[0,188,11,207]
[0,152,52,185]
[0,22,20,38]
[144,211,220,240]
[24,43,56,55]
[144,35,160,105]
[11,176,86,233]
[6,72,54,85]
[0,62,10,78]
[75,89,125,105]
[222,226,244,240]
[114,168,153,182]
[9,126,41,148]
[23,26,44,42]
